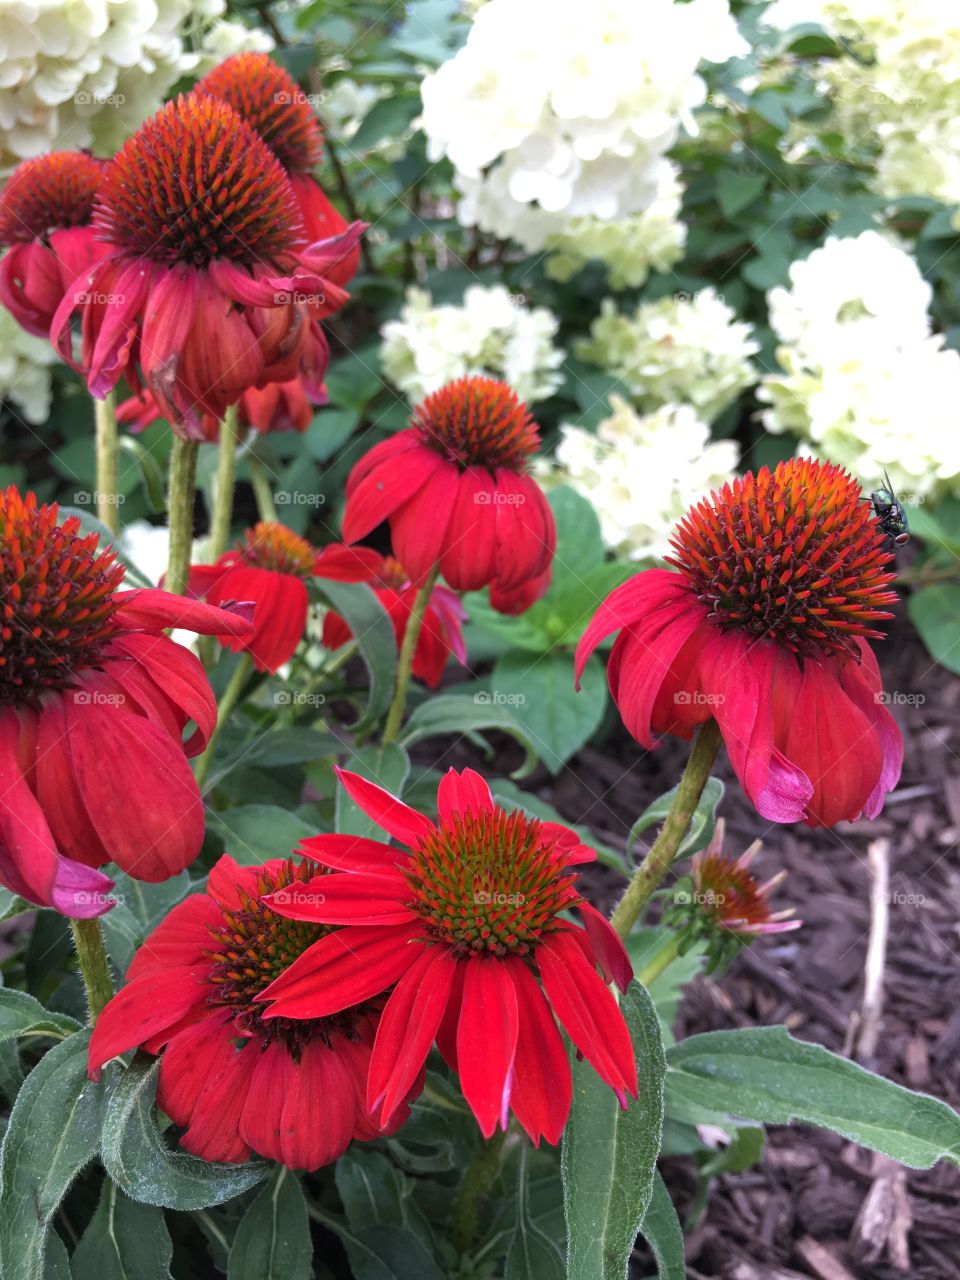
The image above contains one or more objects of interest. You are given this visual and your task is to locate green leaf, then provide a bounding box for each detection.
[208,805,316,864]
[0,886,26,922]
[319,580,397,733]
[0,1030,102,1280]
[506,1144,565,1279]
[0,989,80,1044]
[310,1206,446,1280]
[908,585,960,676]
[398,694,538,778]
[337,745,411,838]
[716,171,766,217]
[101,1055,265,1209]
[352,94,421,150]
[492,650,605,774]
[639,1173,685,1280]
[118,435,166,513]
[667,1026,960,1168]
[562,982,666,1280]
[336,1147,435,1251]
[227,1167,311,1280]
[73,1181,173,1280]
[549,486,606,582]
[627,777,724,864]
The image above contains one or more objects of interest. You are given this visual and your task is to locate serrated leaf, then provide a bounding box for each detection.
[101,1055,265,1209]
[398,694,538,778]
[72,1181,174,1280]
[336,745,411,838]
[562,982,666,1280]
[0,1030,103,1280]
[667,1026,960,1168]
[209,805,316,864]
[639,1173,685,1280]
[627,777,724,864]
[227,1167,311,1280]
[492,650,605,774]
[0,989,80,1044]
[319,580,397,733]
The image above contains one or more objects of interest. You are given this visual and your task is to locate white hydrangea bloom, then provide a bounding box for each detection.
[0,306,55,425]
[317,78,408,161]
[421,0,745,252]
[577,288,758,424]
[764,0,960,222]
[544,166,687,289]
[542,396,739,560]
[380,285,565,405]
[0,0,272,168]
[759,231,960,499]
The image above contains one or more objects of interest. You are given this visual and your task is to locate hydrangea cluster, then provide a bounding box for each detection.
[318,79,409,161]
[765,0,960,224]
[577,288,758,424]
[0,305,55,424]
[380,285,565,404]
[542,395,739,560]
[759,231,960,499]
[543,166,687,289]
[0,0,271,167]
[421,0,745,261]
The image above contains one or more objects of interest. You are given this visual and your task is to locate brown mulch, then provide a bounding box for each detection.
[539,609,960,1279]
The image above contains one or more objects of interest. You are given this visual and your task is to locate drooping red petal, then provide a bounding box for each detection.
[574,570,688,689]
[504,957,571,1146]
[367,944,459,1124]
[279,1038,358,1169]
[160,1016,254,1163]
[575,903,633,993]
[314,543,385,582]
[438,467,499,591]
[537,932,637,1099]
[456,957,520,1137]
[126,894,220,982]
[113,588,254,636]
[264,869,414,926]
[334,767,435,845]
[342,443,439,543]
[88,968,209,1076]
[388,461,457,585]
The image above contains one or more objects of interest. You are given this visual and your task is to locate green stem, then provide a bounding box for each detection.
[194,653,254,788]
[94,390,120,535]
[635,931,682,988]
[610,718,723,940]
[451,1128,508,1253]
[381,565,439,745]
[69,919,114,1021]
[166,436,199,596]
[209,404,240,562]
[247,456,278,523]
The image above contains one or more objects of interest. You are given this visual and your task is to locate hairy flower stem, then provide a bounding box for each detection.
[166,437,199,596]
[94,390,120,535]
[452,1127,508,1253]
[209,404,240,562]
[381,565,440,745]
[248,455,278,523]
[195,653,254,788]
[611,718,723,939]
[70,918,114,1021]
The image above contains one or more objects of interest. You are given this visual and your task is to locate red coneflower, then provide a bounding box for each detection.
[342,376,556,594]
[575,459,903,828]
[88,856,415,1167]
[0,487,252,915]
[315,544,467,687]
[194,52,361,289]
[186,521,320,674]
[0,151,105,337]
[51,95,363,437]
[257,767,636,1145]
[688,820,801,938]
[489,566,552,616]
